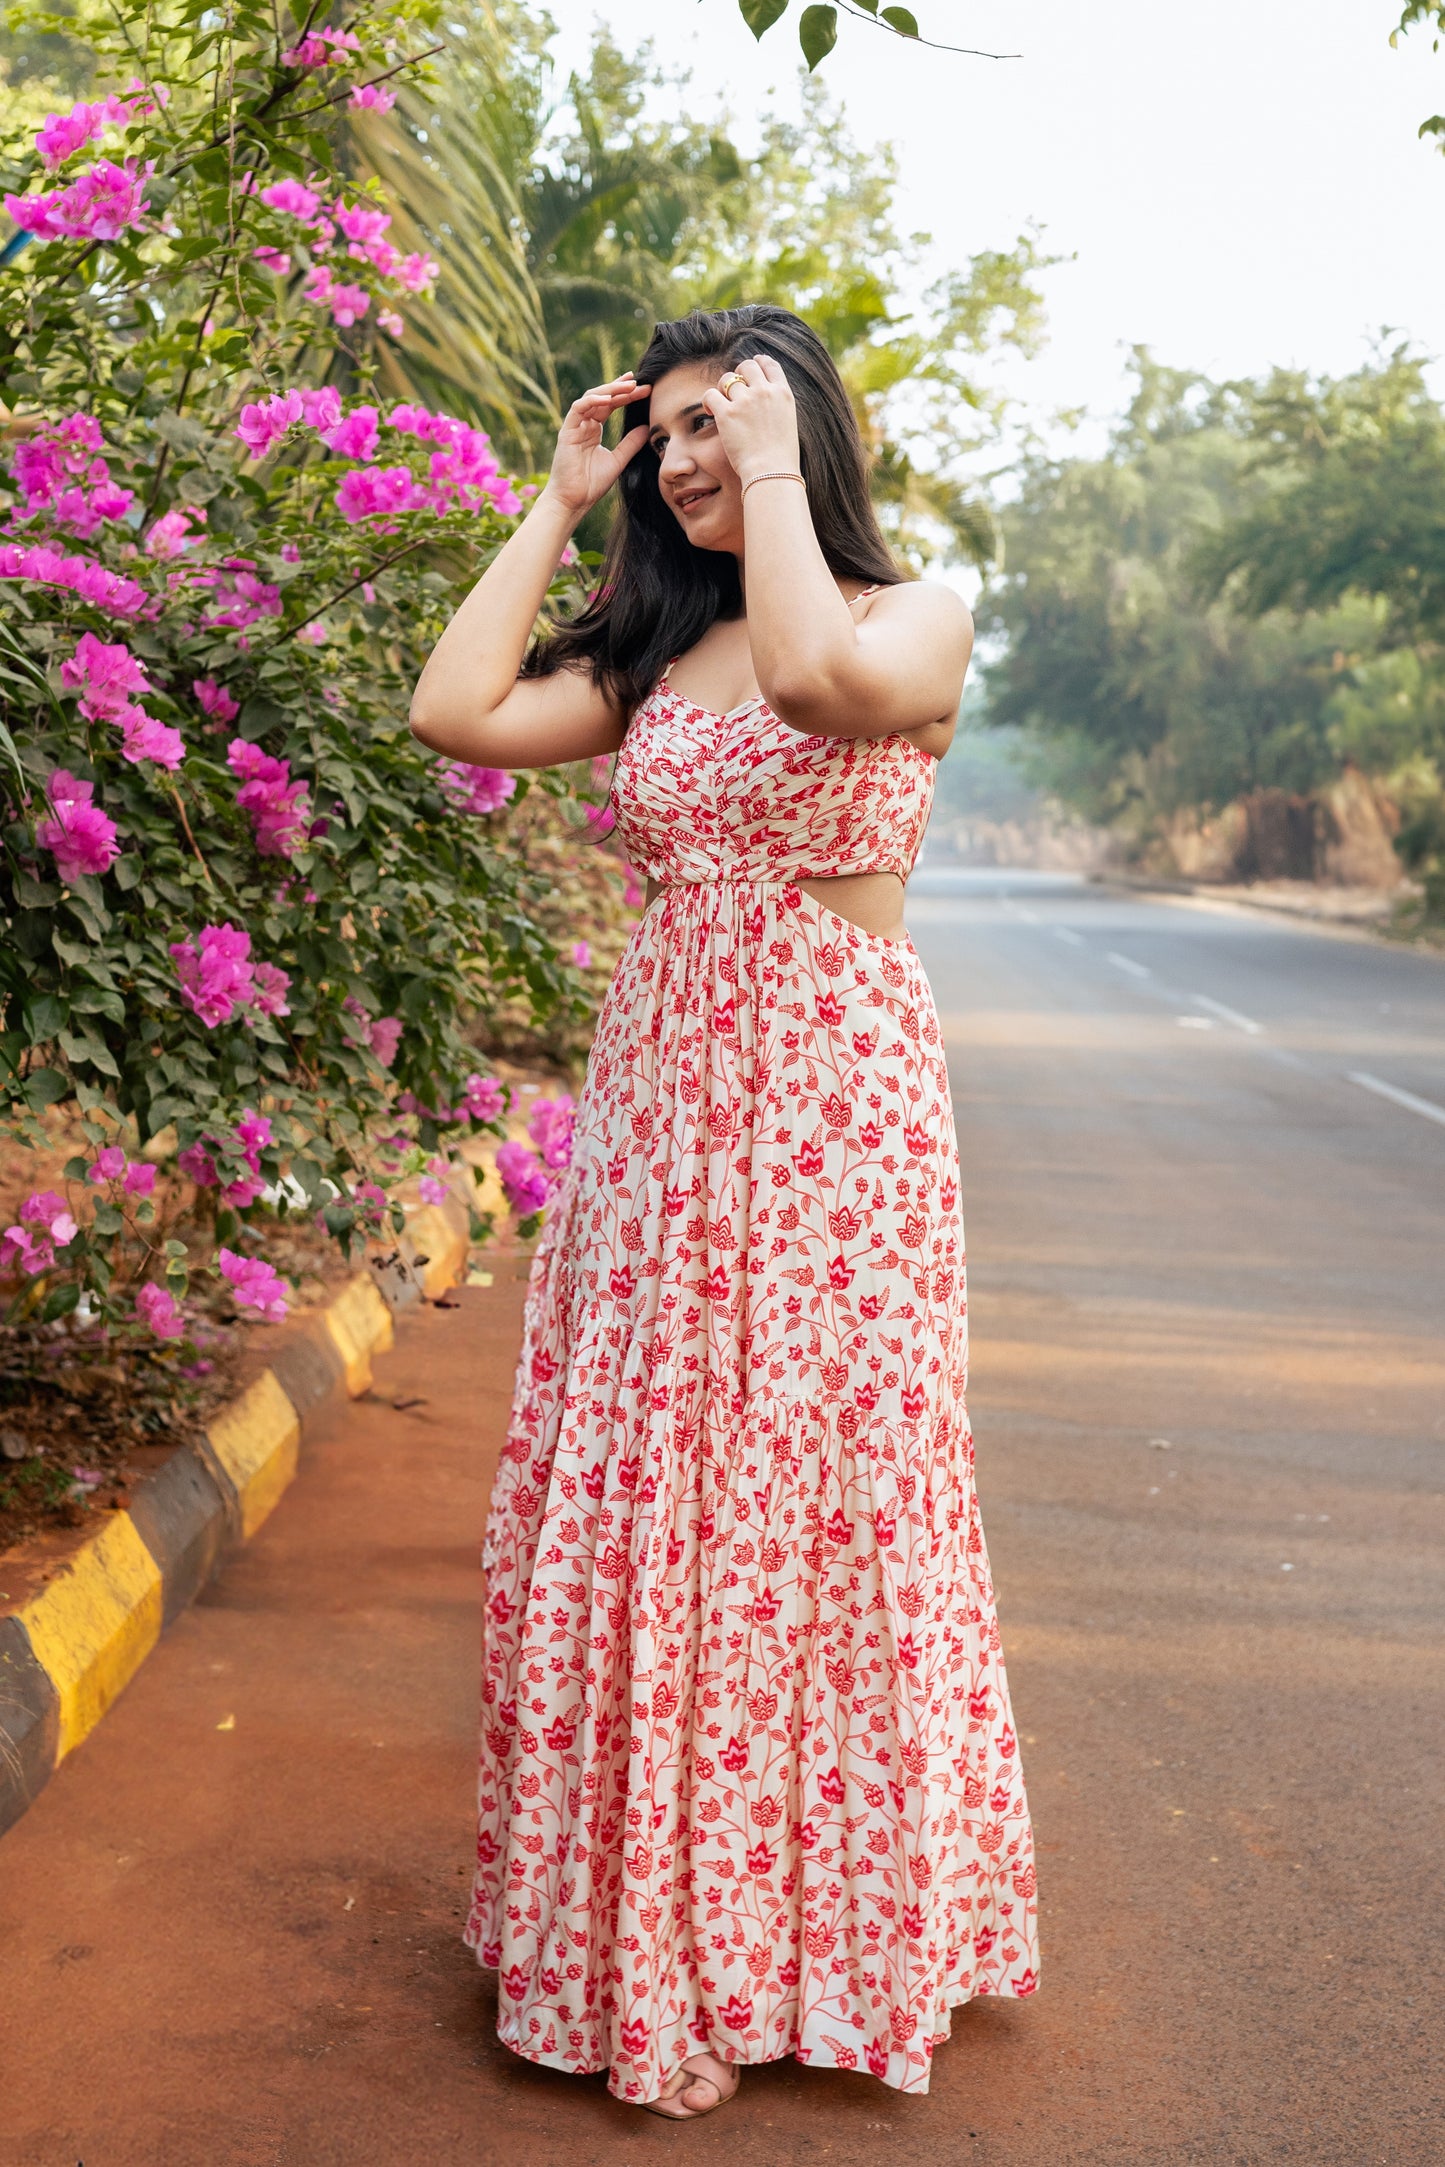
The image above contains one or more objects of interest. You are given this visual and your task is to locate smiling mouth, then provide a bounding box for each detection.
[674,487,718,513]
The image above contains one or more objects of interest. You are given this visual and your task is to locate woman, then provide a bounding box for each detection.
[410,305,1038,2120]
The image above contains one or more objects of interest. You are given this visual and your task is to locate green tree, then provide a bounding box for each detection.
[979,353,1383,830]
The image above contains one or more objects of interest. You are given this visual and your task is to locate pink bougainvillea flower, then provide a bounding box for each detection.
[377,307,404,340]
[570,940,592,969]
[336,202,390,255]
[136,1280,185,1340]
[349,83,397,112]
[218,1248,289,1321]
[622,866,644,908]
[116,702,185,769]
[301,263,335,307]
[193,676,239,724]
[328,282,371,327]
[495,1141,552,1218]
[258,177,324,223]
[0,540,150,617]
[1,1190,80,1277]
[281,24,358,65]
[368,1016,402,1068]
[60,630,151,720]
[234,389,303,459]
[235,1111,272,1170]
[9,416,136,538]
[87,1144,127,1183]
[143,506,203,558]
[436,761,515,816]
[459,1072,507,1124]
[352,1180,388,1228]
[184,556,283,632]
[527,1096,576,1174]
[319,403,380,461]
[36,99,117,167]
[335,465,422,524]
[250,961,291,1018]
[298,385,343,433]
[227,739,310,857]
[252,244,291,277]
[177,1141,218,1187]
[124,1161,157,1197]
[5,156,154,243]
[37,768,120,883]
[170,921,257,1028]
[417,1173,448,1206]
[221,1175,265,1209]
[398,251,439,294]
[583,802,616,837]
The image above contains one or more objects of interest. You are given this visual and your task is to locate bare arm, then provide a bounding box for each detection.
[408,376,650,770]
[703,356,972,742]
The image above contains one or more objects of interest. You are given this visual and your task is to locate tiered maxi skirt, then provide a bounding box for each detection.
[465,879,1038,2102]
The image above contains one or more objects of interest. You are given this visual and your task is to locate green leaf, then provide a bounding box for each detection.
[59,1026,120,1079]
[799,2,838,66]
[880,4,919,31]
[41,1282,81,1323]
[71,987,126,1026]
[92,1204,124,1237]
[237,696,286,742]
[163,1239,189,1259]
[22,1067,69,1110]
[26,992,68,1038]
[739,0,790,34]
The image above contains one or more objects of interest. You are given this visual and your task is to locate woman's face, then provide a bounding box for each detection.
[645,362,746,555]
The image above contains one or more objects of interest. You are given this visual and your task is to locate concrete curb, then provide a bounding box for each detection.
[0,1198,471,1840]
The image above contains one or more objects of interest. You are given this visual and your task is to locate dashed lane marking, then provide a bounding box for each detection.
[1107,951,1151,978]
[1192,993,1262,1036]
[1348,1071,1445,1129]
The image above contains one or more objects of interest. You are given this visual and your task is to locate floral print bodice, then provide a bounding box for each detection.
[611,681,936,884]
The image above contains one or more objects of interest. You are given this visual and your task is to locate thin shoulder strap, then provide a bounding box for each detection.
[849,583,882,605]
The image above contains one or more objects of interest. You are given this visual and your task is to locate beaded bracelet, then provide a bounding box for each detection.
[741,469,806,500]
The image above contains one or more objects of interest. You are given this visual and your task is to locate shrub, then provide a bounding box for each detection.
[0,0,587,1337]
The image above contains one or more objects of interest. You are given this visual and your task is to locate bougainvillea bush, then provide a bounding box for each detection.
[0,0,589,1356]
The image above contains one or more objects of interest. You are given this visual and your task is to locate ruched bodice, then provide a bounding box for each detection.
[611,679,936,883]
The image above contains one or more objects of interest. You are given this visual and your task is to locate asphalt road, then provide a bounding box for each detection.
[3,874,1442,2167]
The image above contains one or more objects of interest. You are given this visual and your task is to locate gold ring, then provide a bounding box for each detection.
[717,371,745,399]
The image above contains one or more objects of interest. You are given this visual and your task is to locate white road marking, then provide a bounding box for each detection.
[1348,1071,1445,1129]
[1176,1015,1214,1029]
[1053,927,1084,947]
[1107,951,1151,978]
[1192,994,1262,1036]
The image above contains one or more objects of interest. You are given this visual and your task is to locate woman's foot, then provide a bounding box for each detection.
[642,2051,740,2120]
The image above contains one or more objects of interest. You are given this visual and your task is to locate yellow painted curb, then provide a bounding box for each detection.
[404,1201,469,1299]
[321,1271,394,1393]
[18,1514,163,1761]
[205,1369,300,1541]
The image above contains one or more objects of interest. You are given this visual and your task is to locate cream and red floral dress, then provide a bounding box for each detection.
[465,653,1039,2101]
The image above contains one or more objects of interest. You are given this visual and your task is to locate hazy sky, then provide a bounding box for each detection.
[552,0,1445,446]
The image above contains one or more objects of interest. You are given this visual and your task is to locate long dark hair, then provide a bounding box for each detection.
[522,304,903,712]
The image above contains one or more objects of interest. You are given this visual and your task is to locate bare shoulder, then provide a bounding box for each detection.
[862,578,973,650]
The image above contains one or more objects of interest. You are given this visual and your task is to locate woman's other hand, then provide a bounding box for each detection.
[701,355,801,482]
[542,375,652,521]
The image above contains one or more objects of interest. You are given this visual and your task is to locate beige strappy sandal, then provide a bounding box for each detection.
[642,2052,740,2120]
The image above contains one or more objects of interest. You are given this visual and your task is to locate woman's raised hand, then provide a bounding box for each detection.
[542,374,651,521]
[701,355,801,483]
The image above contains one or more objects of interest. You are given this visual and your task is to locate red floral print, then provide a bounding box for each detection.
[465,684,1039,2102]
